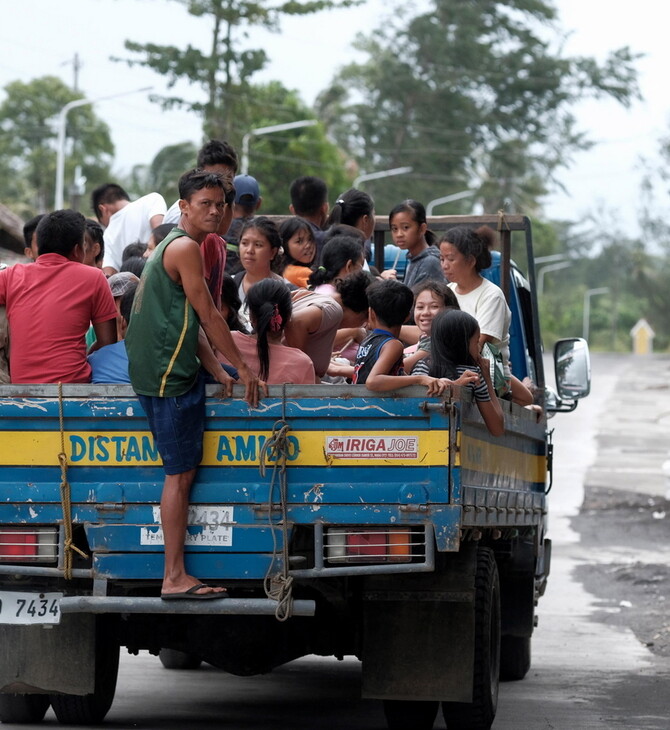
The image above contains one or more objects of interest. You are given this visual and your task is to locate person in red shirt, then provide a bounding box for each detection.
[0,210,117,383]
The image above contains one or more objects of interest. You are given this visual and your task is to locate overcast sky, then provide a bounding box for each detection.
[0,0,666,234]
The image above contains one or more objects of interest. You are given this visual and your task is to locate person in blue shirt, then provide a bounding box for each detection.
[87,281,137,383]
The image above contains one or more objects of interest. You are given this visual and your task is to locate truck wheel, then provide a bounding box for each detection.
[49,625,119,725]
[159,648,202,670]
[383,700,439,730]
[499,635,531,681]
[0,694,50,723]
[441,547,500,730]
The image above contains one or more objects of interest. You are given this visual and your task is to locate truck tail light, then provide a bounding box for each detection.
[0,528,58,563]
[325,528,413,564]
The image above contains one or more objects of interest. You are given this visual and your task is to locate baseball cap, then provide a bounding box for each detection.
[234,175,260,205]
[108,271,139,298]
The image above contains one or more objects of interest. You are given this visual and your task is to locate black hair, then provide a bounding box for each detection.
[366,279,414,328]
[197,139,238,173]
[122,242,147,261]
[119,281,139,326]
[336,270,374,314]
[246,279,292,381]
[85,219,105,264]
[439,226,491,272]
[307,235,364,288]
[290,176,328,217]
[151,223,175,246]
[325,188,374,228]
[322,224,366,245]
[23,214,45,248]
[36,210,86,257]
[91,183,129,221]
[240,216,281,248]
[178,169,234,204]
[389,199,436,245]
[429,309,480,380]
[221,273,245,332]
[279,217,315,269]
[412,279,459,309]
[120,255,145,277]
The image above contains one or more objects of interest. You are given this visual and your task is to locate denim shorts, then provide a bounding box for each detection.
[137,372,206,475]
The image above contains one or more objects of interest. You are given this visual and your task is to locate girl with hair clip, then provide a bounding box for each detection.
[324,189,376,268]
[382,200,444,286]
[307,235,365,294]
[279,217,317,288]
[217,279,315,385]
[430,309,505,436]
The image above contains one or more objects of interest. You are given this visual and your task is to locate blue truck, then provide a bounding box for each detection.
[0,215,589,729]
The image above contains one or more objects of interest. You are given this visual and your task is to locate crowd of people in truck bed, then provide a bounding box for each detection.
[0,138,538,435]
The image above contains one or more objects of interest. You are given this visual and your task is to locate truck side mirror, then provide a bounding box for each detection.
[554,337,591,401]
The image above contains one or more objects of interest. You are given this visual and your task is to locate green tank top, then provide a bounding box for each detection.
[125,228,201,397]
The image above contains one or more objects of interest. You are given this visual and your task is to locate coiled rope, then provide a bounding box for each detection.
[57,382,87,579]
[259,403,294,622]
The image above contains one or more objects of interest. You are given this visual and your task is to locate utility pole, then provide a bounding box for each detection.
[73,53,81,93]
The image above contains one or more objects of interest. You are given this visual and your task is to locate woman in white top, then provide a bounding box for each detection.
[439,226,510,360]
[438,225,533,406]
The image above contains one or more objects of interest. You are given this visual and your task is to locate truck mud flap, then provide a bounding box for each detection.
[361,545,478,703]
[0,614,96,695]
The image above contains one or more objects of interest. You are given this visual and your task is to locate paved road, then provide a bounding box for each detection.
[13,354,670,729]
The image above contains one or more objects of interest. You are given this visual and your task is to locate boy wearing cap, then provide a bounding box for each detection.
[224,174,262,274]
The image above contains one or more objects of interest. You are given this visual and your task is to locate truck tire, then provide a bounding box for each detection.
[499,635,531,681]
[159,648,202,670]
[49,625,119,725]
[383,700,439,730]
[441,547,500,730]
[0,694,50,724]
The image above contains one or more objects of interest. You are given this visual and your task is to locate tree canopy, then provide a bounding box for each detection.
[316,0,640,215]
[0,76,114,217]
[118,0,359,141]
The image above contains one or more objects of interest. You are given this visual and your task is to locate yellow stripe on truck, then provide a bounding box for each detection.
[0,430,450,468]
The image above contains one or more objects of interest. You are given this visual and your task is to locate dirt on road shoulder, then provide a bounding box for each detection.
[572,485,670,657]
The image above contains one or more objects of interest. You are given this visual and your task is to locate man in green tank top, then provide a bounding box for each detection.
[126,169,265,600]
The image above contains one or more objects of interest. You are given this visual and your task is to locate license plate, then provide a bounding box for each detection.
[0,591,62,625]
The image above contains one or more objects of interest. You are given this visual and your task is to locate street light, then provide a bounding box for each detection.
[241,120,317,175]
[54,87,153,210]
[426,190,476,216]
[535,254,569,265]
[537,261,572,297]
[583,287,609,343]
[353,166,412,188]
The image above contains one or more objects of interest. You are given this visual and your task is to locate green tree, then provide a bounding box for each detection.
[117,0,358,141]
[127,141,199,203]
[0,76,114,217]
[231,82,350,212]
[316,0,640,215]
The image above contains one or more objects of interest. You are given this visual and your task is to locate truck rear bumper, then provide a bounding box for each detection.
[59,596,316,616]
